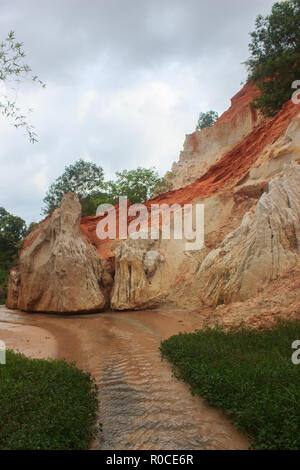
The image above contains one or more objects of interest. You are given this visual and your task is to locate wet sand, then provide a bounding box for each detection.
[0,311,57,359]
[0,305,249,450]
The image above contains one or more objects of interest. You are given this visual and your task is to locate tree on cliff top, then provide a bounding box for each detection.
[42,159,105,215]
[80,167,169,215]
[43,163,170,216]
[245,0,300,117]
[0,31,45,143]
[105,167,168,205]
[196,111,219,130]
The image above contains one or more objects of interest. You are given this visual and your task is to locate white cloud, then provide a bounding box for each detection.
[77,90,98,122]
[30,162,49,195]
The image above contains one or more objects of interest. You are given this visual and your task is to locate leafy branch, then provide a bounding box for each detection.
[0,31,46,142]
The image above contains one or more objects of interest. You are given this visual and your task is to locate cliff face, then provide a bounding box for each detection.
[6,82,300,315]
[170,82,261,189]
[192,162,300,306]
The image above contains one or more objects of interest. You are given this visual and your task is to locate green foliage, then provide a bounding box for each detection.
[82,167,169,214]
[106,167,167,204]
[196,110,219,130]
[245,0,300,116]
[43,162,171,216]
[0,31,45,143]
[0,267,8,304]
[0,206,26,249]
[0,207,27,303]
[42,159,105,215]
[0,350,98,449]
[161,320,300,450]
[81,191,116,217]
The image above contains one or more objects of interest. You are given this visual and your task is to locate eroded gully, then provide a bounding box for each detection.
[0,306,249,450]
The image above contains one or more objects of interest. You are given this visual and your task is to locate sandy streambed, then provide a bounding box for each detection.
[0,305,249,450]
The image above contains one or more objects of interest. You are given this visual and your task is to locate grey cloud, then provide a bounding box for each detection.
[0,0,276,222]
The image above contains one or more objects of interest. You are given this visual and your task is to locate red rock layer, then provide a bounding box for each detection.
[80,91,300,257]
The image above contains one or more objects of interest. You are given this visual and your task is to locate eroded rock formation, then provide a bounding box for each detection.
[111,239,165,310]
[6,82,300,315]
[195,162,300,306]
[6,193,112,313]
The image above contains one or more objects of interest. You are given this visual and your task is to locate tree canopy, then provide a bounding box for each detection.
[42,162,171,216]
[0,207,27,303]
[196,111,219,130]
[42,159,105,215]
[0,206,26,251]
[105,167,169,205]
[245,0,300,116]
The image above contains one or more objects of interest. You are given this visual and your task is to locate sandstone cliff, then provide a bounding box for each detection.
[170,82,261,189]
[192,162,300,306]
[6,82,300,315]
[106,88,300,311]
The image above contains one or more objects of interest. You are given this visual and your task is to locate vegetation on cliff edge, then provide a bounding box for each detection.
[196,110,219,130]
[42,160,172,216]
[246,0,300,117]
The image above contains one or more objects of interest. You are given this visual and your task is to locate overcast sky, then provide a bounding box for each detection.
[0,0,276,223]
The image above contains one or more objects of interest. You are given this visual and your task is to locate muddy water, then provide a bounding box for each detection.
[0,306,249,450]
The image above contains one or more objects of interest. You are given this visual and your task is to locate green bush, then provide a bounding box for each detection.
[196,110,219,130]
[0,266,8,304]
[246,0,300,116]
[0,350,99,449]
[0,206,27,304]
[160,320,300,449]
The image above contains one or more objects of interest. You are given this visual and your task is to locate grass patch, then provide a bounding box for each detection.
[160,320,300,450]
[0,350,99,450]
